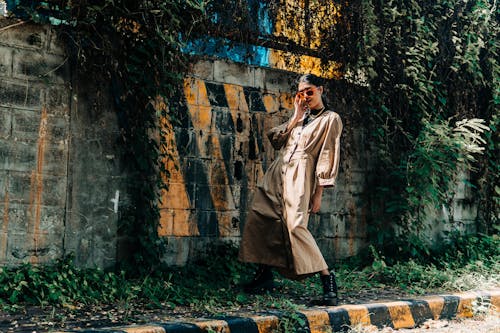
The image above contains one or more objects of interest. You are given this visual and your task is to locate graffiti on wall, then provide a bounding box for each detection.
[159,0,346,239]
[184,0,344,79]
[159,76,294,238]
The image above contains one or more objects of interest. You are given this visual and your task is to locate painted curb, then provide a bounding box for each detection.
[56,289,500,333]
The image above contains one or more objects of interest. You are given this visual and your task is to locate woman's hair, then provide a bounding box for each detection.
[297,73,324,87]
[297,74,329,109]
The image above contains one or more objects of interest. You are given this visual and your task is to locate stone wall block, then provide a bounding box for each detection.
[4,232,63,265]
[0,203,29,233]
[262,69,296,93]
[190,60,214,81]
[44,86,70,116]
[162,236,191,266]
[47,29,67,55]
[0,81,41,109]
[159,208,198,237]
[174,128,198,156]
[195,184,215,210]
[42,145,68,176]
[261,91,281,114]
[3,174,66,213]
[10,109,68,143]
[0,46,13,77]
[0,140,36,172]
[217,210,241,237]
[0,107,12,139]
[0,170,6,197]
[212,108,235,134]
[214,60,254,87]
[0,24,48,50]
[38,206,65,235]
[6,171,31,204]
[12,49,68,83]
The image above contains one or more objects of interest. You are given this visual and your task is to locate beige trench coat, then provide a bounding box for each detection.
[239,110,343,279]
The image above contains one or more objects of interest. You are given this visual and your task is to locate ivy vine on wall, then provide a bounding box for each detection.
[349,0,499,257]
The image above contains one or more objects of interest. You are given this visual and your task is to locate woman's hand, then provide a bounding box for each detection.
[293,93,308,120]
[310,186,323,214]
[287,93,309,130]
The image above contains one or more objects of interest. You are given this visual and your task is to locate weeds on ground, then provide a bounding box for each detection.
[0,235,498,319]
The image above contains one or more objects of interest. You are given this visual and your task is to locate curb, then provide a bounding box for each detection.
[58,289,500,333]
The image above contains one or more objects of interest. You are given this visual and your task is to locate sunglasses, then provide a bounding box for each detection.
[296,87,318,98]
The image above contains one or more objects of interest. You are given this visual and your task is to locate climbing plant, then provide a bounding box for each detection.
[348,0,499,256]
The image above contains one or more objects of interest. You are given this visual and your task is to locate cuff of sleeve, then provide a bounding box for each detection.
[279,123,291,134]
[317,177,336,188]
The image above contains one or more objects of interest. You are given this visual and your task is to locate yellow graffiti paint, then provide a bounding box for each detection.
[262,93,280,114]
[273,0,343,50]
[184,79,236,235]
[123,325,165,333]
[158,111,199,237]
[252,315,280,333]
[268,49,342,79]
[224,84,249,114]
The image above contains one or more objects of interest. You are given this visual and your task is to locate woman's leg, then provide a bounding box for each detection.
[242,264,275,293]
[319,269,338,306]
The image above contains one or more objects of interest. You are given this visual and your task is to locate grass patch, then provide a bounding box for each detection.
[0,235,498,316]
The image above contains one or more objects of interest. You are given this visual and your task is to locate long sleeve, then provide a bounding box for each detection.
[267,122,292,150]
[316,113,343,187]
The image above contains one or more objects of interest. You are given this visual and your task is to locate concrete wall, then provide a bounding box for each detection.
[0,18,480,269]
[0,22,123,268]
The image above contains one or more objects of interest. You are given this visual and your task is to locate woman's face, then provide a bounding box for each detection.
[297,82,324,110]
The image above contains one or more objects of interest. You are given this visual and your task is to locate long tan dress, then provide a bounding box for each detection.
[239,110,343,279]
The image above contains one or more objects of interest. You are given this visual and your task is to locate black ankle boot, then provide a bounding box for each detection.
[242,265,275,294]
[320,273,338,306]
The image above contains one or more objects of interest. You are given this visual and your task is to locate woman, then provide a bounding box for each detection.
[238,74,343,306]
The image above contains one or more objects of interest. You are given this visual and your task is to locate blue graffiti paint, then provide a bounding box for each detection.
[246,0,273,35]
[257,1,273,35]
[5,0,19,11]
[181,0,274,69]
[182,37,271,68]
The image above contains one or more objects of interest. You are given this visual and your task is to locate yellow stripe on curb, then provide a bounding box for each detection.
[457,292,479,318]
[489,290,500,311]
[425,296,445,320]
[340,304,371,326]
[196,319,230,333]
[386,301,415,329]
[122,325,166,333]
[252,315,280,333]
[300,309,331,333]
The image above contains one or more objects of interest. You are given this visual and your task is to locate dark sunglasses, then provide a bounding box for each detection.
[296,87,318,97]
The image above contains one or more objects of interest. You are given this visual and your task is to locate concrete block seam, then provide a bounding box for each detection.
[53,289,500,333]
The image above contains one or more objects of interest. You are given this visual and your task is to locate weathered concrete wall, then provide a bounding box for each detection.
[0,18,481,269]
[0,21,123,268]
[0,23,69,265]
